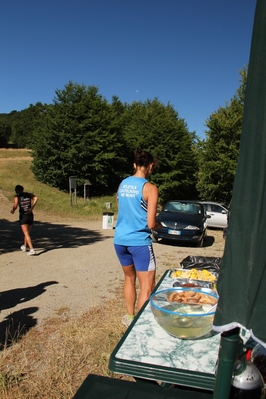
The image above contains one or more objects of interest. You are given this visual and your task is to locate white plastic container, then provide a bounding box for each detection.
[102,212,114,229]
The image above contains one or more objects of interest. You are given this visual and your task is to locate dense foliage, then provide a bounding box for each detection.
[0,69,247,204]
[31,84,128,195]
[29,82,197,202]
[0,111,19,147]
[196,68,247,205]
[121,99,198,202]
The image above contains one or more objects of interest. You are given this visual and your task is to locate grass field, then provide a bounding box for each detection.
[0,148,118,220]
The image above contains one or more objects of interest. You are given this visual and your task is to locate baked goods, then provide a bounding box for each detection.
[168,290,217,305]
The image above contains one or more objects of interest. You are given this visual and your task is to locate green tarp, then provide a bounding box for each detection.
[213,0,266,345]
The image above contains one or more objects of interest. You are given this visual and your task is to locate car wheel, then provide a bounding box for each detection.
[198,232,206,248]
[198,237,204,247]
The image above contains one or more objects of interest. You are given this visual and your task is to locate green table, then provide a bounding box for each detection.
[109,270,221,391]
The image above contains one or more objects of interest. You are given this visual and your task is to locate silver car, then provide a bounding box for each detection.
[200,201,228,228]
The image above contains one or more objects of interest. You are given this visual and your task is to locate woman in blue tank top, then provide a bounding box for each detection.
[114,148,162,327]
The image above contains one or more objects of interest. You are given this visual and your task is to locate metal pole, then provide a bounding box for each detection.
[70,187,72,207]
[212,328,240,399]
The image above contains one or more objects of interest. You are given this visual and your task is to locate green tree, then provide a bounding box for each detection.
[0,119,11,147]
[196,68,247,204]
[0,111,21,147]
[31,82,127,194]
[11,103,46,148]
[122,99,198,203]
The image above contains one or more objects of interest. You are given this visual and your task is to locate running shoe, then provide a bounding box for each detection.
[121,315,134,328]
[27,249,36,256]
[20,245,26,252]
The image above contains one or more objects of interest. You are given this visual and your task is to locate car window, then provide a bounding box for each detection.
[163,202,202,215]
[163,202,176,212]
[210,204,226,213]
[191,204,202,214]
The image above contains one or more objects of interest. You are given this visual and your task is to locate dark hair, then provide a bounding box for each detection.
[134,148,156,168]
[15,185,24,193]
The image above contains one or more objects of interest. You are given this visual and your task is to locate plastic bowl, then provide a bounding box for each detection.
[150,287,218,339]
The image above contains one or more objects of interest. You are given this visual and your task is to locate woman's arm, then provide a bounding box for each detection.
[10,196,19,214]
[29,194,38,213]
[143,183,161,230]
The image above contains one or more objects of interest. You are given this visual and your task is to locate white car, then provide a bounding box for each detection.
[200,201,228,228]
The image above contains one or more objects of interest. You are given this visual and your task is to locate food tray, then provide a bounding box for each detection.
[169,268,218,283]
[172,278,214,290]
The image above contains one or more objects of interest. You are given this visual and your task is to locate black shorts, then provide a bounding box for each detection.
[20,213,34,226]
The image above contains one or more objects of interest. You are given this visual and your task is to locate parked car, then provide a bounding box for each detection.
[200,201,228,229]
[223,201,231,239]
[152,200,210,247]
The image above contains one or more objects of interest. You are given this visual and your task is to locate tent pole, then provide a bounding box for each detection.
[212,328,240,399]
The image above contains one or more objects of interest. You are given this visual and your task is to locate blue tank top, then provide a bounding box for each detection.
[114,176,152,246]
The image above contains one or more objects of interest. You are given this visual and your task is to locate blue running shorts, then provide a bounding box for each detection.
[114,244,156,272]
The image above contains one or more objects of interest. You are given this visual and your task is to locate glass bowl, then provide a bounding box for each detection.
[150,287,218,339]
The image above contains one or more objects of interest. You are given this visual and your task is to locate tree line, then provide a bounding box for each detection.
[0,68,246,205]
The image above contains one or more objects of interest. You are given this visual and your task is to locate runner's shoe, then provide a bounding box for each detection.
[27,249,36,256]
[121,315,134,328]
[20,245,26,252]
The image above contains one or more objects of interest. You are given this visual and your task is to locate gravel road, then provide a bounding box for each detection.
[0,190,225,333]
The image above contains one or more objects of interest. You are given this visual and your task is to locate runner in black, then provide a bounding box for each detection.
[11,185,38,255]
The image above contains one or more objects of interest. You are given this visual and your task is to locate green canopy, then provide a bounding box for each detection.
[213,0,266,345]
[210,0,266,399]
[211,1,266,397]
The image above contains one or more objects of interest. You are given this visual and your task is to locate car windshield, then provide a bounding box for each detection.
[163,201,202,215]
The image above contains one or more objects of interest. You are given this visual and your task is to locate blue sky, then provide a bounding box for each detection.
[1,0,256,138]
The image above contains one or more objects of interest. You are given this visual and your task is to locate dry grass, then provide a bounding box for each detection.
[0,285,134,399]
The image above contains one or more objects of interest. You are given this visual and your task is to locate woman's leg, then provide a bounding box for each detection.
[20,224,34,250]
[122,265,136,316]
[136,270,156,311]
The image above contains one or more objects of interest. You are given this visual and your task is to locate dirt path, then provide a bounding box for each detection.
[0,191,225,332]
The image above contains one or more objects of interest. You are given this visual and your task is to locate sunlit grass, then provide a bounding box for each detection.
[0,149,31,158]
[0,149,117,220]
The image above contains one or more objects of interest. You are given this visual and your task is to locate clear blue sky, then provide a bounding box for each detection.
[1,0,256,139]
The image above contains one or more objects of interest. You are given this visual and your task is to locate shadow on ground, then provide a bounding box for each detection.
[0,219,104,255]
[0,281,58,350]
